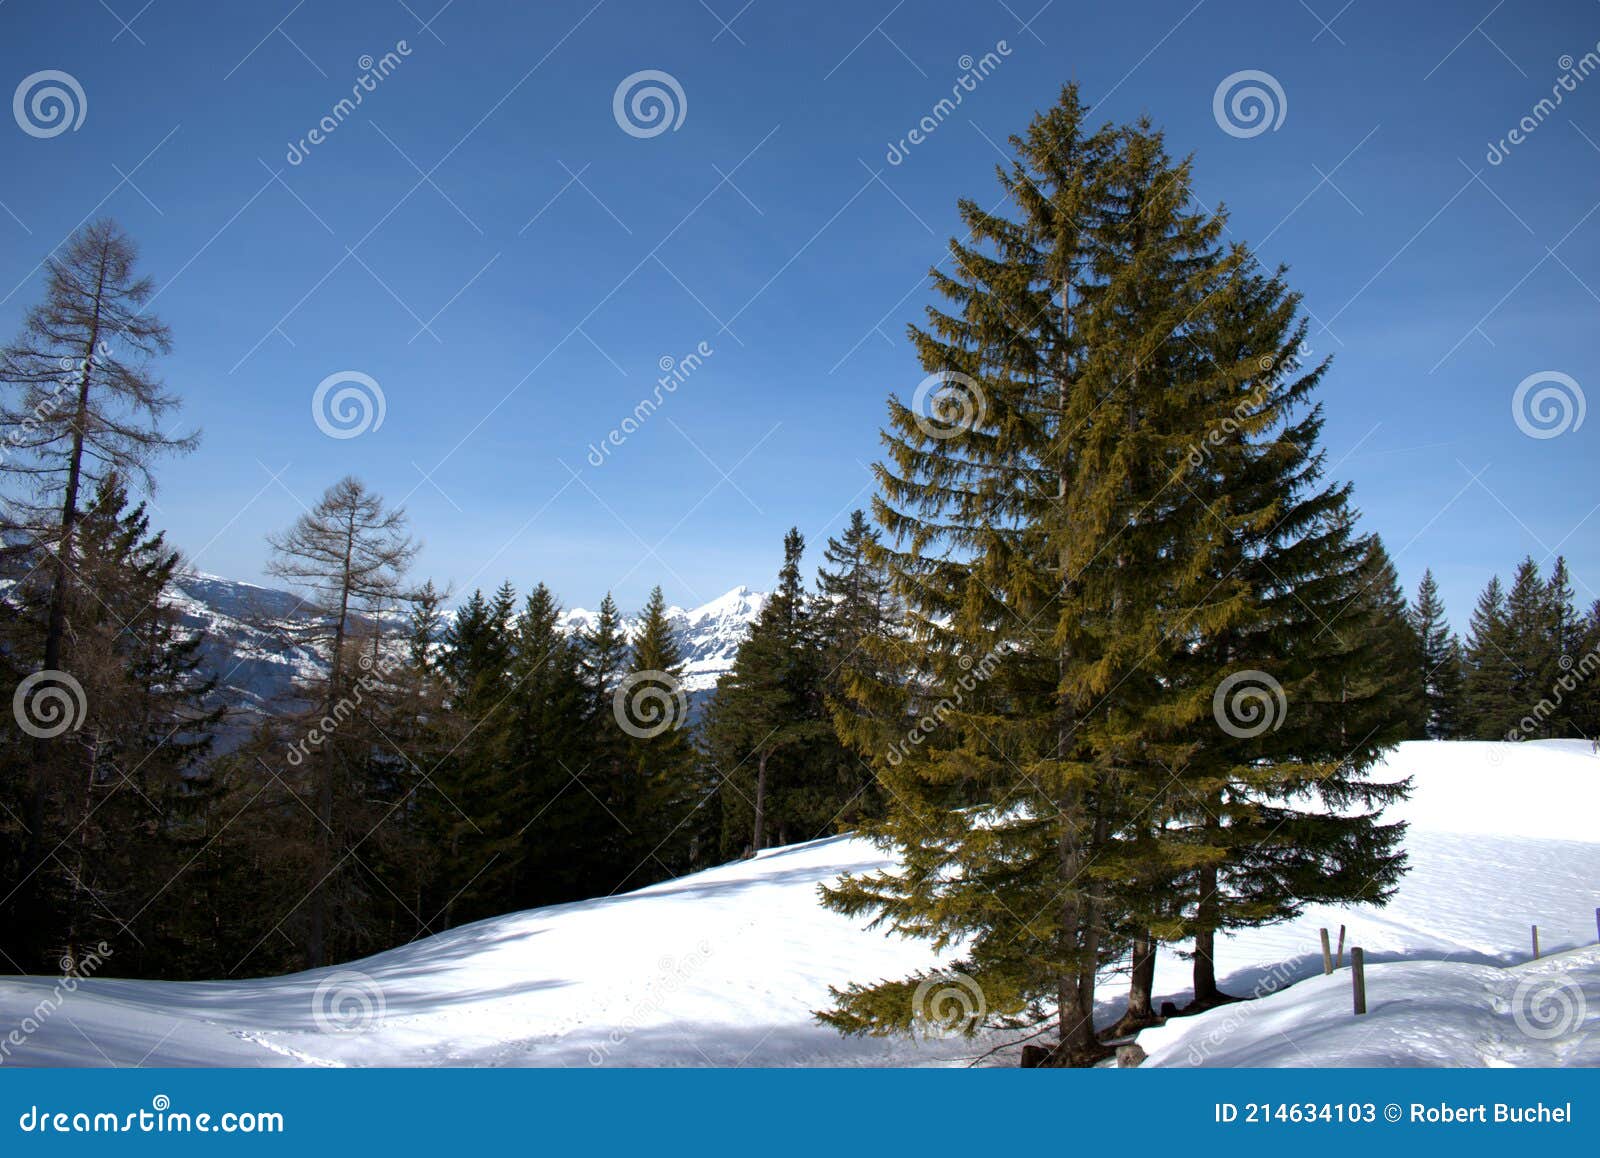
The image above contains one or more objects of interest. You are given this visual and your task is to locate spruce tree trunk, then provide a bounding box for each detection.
[752,750,768,852]
[1050,276,1099,1066]
[1192,861,1225,1007]
[1127,931,1157,1022]
[1052,681,1102,1062]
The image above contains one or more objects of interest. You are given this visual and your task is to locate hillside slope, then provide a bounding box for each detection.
[1,740,1595,1068]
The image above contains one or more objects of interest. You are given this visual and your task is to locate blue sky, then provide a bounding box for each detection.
[1,0,1596,626]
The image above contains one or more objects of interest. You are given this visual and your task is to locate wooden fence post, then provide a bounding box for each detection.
[1351,947,1367,1015]
[1335,925,1346,970]
[1320,928,1333,975]
[1531,925,1540,959]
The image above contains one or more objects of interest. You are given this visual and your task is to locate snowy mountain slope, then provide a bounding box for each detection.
[1,740,1595,1068]
[162,572,767,729]
[164,571,327,719]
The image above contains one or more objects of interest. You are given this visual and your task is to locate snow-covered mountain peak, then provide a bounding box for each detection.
[561,585,767,692]
[683,584,767,626]
[167,572,768,718]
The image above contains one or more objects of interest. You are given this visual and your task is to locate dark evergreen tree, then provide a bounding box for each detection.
[438,589,505,693]
[816,510,892,673]
[425,584,523,924]
[1547,558,1580,659]
[814,510,892,827]
[575,593,632,882]
[1339,536,1426,742]
[408,580,448,671]
[1537,557,1583,736]
[505,584,595,908]
[611,586,701,888]
[1410,569,1465,739]
[1572,600,1600,742]
[706,529,833,855]
[0,475,222,971]
[1463,575,1516,738]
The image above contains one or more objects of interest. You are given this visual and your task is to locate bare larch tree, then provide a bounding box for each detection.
[0,218,197,674]
[267,475,417,967]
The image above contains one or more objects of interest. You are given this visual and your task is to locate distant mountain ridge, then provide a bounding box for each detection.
[165,571,767,728]
[560,585,767,693]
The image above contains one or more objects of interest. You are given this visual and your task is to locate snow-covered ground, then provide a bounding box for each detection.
[1,740,1595,1068]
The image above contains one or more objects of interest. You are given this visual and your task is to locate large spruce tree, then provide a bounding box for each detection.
[818,88,1410,1064]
